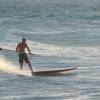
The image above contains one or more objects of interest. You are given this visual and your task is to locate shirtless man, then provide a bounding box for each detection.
[16,38,34,75]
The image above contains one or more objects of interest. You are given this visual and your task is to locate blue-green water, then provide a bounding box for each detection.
[0,0,100,100]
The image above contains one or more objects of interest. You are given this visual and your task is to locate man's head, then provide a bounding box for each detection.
[22,38,26,43]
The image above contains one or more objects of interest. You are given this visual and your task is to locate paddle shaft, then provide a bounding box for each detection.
[0,47,35,55]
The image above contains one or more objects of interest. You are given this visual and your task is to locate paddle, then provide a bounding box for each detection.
[0,47,35,55]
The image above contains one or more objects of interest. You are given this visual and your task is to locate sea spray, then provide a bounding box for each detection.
[0,57,31,76]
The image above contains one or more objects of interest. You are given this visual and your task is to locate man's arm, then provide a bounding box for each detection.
[26,44,31,54]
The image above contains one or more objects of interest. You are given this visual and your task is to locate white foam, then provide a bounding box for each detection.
[0,57,31,76]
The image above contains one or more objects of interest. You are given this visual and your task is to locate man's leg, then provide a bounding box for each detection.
[24,54,34,75]
[19,54,23,70]
[20,63,23,70]
[28,62,34,75]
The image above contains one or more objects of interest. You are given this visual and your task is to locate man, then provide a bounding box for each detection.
[16,38,34,75]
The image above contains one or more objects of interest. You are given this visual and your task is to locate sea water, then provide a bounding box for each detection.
[0,0,100,100]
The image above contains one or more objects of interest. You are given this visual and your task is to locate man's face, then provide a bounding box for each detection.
[22,39,26,44]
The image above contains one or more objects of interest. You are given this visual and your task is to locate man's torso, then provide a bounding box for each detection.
[18,42,27,54]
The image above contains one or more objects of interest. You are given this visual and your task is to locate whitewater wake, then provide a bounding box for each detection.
[0,57,32,76]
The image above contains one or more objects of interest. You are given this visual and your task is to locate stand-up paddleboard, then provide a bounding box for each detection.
[33,67,77,76]
[0,67,77,76]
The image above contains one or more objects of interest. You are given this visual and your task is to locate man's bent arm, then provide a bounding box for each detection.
[26,44,31,54]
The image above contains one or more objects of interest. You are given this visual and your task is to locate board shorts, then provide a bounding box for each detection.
[19,53,30,64]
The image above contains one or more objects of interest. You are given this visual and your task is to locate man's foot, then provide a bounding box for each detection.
[31,71,34,75]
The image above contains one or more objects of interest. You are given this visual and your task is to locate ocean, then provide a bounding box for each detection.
[0,0,100,100]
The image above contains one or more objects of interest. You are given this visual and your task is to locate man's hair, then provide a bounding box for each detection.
[22,38,26,42]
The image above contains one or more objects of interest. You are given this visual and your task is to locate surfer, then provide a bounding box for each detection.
[16,38,34,75]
